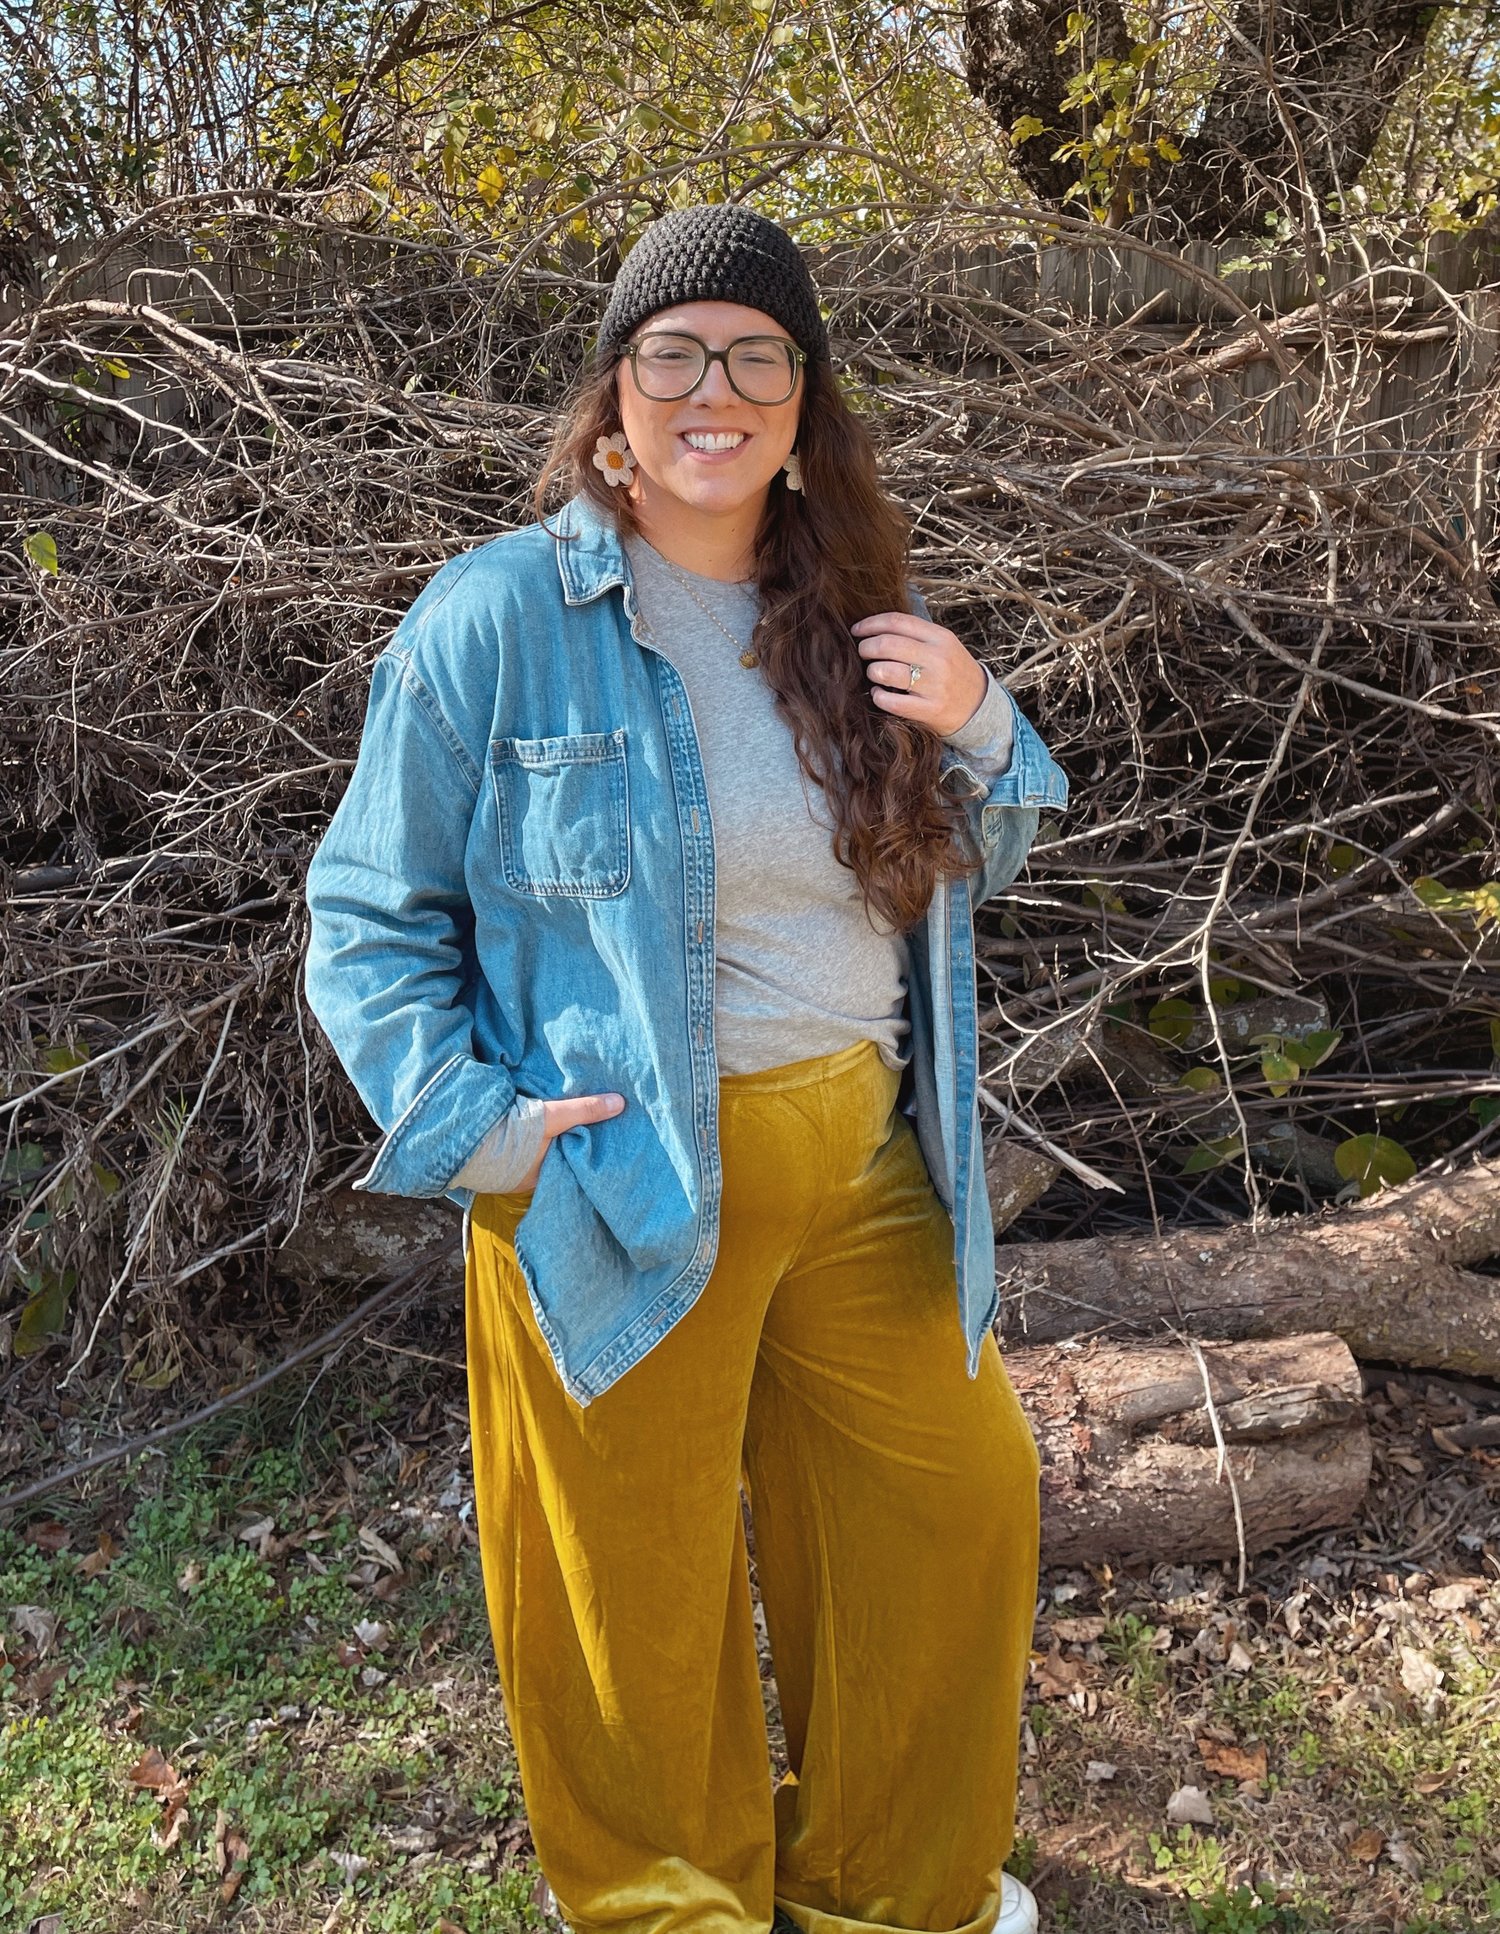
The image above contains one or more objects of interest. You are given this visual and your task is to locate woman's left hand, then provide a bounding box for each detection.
[851,612,988,738]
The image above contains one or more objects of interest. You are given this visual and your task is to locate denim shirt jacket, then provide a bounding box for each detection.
[303,491,1069,1407]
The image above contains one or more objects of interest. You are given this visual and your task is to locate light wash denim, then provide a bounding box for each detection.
[303,491,1069,1405]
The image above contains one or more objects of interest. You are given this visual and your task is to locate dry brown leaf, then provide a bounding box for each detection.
[1429,1580,1481,1612]
[1196,1736,1268,1782]
[359,1524,402,1570]
[20,1662,67,1704]
[128,1746,186,1799]
[78,1533,118,1580]
[1029,1644,1089,1700]
[215,1811,250,1904]
[24,1521,72,1555]
[1051,1615,1107,1643]
[1347,1828,1385,1863]
[1166,1784,1216,1826]
[154,1796,190,1851]
[9,1605,58,1658]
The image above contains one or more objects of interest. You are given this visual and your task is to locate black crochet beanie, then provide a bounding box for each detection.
[596,203,829,367]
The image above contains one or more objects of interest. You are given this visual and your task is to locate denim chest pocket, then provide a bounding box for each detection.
[490,728,631,898]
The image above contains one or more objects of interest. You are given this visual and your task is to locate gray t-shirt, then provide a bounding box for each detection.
[451,532,1016,1193]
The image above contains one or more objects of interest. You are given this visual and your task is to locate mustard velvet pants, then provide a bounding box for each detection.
[464,1038,1041,1934]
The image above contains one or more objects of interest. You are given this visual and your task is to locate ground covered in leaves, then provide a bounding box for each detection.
[2,1308,1498,1934]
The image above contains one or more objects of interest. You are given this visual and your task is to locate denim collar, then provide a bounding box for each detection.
[552,491,631,606]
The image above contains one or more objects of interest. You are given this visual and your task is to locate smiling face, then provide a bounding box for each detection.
[613,299,804,551]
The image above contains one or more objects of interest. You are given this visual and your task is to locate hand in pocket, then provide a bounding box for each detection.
[516,1089,625,1192]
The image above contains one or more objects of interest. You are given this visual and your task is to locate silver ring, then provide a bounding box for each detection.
[907,661,922,689]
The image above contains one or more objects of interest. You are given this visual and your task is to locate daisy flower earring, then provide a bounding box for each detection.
[593,433,637,486]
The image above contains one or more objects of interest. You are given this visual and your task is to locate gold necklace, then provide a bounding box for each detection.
[653,552,761,668]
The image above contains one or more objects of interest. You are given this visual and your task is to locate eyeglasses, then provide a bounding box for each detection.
[619,330,806,406]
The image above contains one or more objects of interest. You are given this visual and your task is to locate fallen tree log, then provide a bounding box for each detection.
[998,1156,1500,1380]
[280,1157,1500,1386]
[1011,1331,1370,1567]
[280,1194,1371,1562]
[278,1190,456,1283]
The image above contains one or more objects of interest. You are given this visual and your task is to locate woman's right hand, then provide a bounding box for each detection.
[515,1091,625,1193]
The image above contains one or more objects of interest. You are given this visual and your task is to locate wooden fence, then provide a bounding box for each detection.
[6,225,1498,544]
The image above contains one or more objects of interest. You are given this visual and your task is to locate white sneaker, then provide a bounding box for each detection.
[995,1872,1039,1934]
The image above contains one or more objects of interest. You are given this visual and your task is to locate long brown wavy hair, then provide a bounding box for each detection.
[533,351,983,934]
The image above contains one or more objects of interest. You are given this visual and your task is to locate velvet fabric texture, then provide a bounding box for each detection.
[464,1037,1041,1934]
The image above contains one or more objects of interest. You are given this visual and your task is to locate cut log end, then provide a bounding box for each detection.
[1007,1332,1372,1567]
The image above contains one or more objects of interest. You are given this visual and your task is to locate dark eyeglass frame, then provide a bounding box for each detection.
[619,329,807,405]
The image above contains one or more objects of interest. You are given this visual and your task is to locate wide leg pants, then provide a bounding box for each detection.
[464,1038,1041,1934]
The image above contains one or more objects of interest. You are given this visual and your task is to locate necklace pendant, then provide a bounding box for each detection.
[740,648,759,668]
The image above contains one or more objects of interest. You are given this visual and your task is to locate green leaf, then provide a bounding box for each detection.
[1490,1018,1500,1061]
[39,1041,90,1074]
[1179,1134,1244,1174]
[14,1269,77,1358]
[1,1143,48,1190]
[1334,1133,1417,1198]
[1207,973,1241,1005]
[101,357,130,380]
[1260,1050,1298,1096]
[24,531,59,574]
[1010,115,1046,144]
[1328,842,1357,875]
[1083,882,1127,914]
[1178,1066,1222,1093]
[1282,1027,1342,1070]
[1412,874,1472,912]
[1470,1097,1500,1128]
[1148,998,1196,1047]
[130,1353,182,1390]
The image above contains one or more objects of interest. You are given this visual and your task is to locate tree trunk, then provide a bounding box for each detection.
[1011,1331,1370,1566]
[999,1157,1500,1379]
[963,0,1435,241]
[962,1,1133,209]
[1157,0,1434,243]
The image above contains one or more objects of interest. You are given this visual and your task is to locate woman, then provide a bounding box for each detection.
[304,203,1068,1934]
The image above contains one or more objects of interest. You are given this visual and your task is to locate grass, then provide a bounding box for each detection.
[0,1367,540,1933]
[941,1370,1500,1932]
[3,1329,1499,1934]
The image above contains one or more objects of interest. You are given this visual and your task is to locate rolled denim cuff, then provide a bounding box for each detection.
[352,1053,519,1197]
[449,1094,549,1194]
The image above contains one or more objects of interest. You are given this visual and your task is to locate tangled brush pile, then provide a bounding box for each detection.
[4,199,1499,1390]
